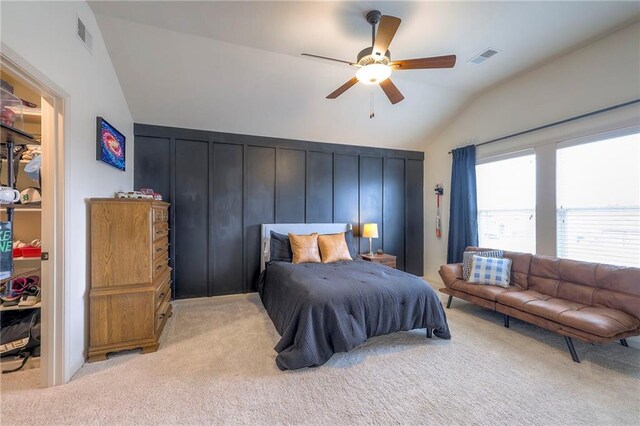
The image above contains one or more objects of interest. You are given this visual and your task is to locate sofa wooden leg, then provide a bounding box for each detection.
[620,339,629,347]
[446,295,453,309]
[503,314,510,328]
[564,336,580,363]
[426,328,433,339]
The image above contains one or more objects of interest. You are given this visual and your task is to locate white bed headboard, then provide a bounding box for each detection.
[261,223,352,271]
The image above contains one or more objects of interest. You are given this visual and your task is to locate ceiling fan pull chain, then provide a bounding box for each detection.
[369,88,375,119]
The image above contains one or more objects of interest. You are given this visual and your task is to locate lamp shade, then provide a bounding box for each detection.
[362,223,379,239]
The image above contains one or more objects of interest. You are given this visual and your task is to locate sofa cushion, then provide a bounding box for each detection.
[465,246,532,289]
[451,280,520,301]
[556,307,640,338]
[525,255,640,322]
[496,289,551,309]
[504,251,534,289]
[462,250,503,280]
[497,290,640,337]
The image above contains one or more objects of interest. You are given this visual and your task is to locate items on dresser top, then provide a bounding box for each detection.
[116,190,153,200]
[116,189,163,201]
[88,198,171,362]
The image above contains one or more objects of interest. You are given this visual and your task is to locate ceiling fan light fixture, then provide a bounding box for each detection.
[356,63,392,85]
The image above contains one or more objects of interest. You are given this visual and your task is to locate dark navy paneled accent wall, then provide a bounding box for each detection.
[134,124,424,299]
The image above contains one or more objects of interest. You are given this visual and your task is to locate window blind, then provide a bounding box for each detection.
[556,133,640,267]
[557,207,640,267]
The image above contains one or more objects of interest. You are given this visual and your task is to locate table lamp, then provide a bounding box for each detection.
[362,223,378,256]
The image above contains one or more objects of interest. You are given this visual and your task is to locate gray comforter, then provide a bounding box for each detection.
[258,260,451,370]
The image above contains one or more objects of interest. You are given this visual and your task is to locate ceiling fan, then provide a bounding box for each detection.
[302,10,456,105]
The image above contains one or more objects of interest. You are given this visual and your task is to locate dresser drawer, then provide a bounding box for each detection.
[155,291,171,336]
[153,237,169,260]
[153,256,168,280]
[153,222,169,241]
[153,207,168,223]
[378,260,396,268]
[154,270,171,311]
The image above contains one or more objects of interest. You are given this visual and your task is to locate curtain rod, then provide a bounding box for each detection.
[448,98,640,154]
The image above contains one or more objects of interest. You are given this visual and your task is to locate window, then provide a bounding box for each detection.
[557,133,640,267]
[476,153,536,253]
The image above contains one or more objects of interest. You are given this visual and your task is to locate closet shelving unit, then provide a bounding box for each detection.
[0,122,41,313]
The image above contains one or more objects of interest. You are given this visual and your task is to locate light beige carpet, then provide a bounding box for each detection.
[1,290,639,425]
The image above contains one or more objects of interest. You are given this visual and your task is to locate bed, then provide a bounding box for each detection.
[257,223,451,370]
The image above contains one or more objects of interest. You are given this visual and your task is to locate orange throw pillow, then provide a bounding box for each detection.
[289,233,321,264]
[318,232,353,263]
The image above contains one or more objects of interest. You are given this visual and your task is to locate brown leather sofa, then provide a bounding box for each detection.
[439,247,640,362]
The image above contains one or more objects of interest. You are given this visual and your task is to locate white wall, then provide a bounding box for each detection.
[1,1,134,380]
[423,21,640,281]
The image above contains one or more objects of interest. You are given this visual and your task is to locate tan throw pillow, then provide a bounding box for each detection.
[318,232,353,263]
[289,233,321,264]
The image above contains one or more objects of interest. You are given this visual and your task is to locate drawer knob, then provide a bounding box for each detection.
[158,292,165,299]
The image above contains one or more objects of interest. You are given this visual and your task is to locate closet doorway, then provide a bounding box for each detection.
[0,54,65,387]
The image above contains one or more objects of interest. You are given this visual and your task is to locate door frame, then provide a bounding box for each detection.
[1,48,66,386]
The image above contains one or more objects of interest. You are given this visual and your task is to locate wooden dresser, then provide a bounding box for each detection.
[88,198,171,362]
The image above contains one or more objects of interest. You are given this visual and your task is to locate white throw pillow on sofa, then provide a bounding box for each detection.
[467,255,512,287]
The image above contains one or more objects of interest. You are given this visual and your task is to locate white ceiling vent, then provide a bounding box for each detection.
[469,48,499,64]
[77,16,93,54]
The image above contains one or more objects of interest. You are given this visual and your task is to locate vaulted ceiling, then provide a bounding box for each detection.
[90,1,639,150]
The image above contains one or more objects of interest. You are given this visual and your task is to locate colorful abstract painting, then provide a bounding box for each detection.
[96,117,125,171]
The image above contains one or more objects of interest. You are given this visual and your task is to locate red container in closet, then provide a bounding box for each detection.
[22,246,41,258]
[12,247,23,258]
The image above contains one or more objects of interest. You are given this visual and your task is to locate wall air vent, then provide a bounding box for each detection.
[469,48,499,64]
[77,16,93,54]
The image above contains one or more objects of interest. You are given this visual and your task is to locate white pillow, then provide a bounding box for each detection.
[467,255,512,288]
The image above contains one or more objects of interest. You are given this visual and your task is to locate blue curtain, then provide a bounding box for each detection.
[447,145,478,263]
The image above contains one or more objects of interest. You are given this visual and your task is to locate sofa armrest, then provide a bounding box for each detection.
[438,263,464,288]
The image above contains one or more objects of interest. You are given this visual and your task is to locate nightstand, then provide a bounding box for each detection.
[360,253,396,269]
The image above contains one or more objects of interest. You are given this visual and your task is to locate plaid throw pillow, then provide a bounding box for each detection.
[462,250,503,280]
[467,255,512,287]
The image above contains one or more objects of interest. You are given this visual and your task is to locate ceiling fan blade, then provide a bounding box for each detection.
[301,53,355,66]
[326,77,359,99]
[372,15,401,58]
[389,55,457,70]
[379,79,404,104]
